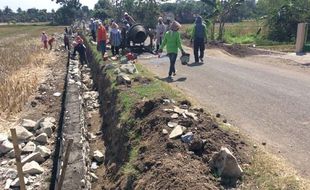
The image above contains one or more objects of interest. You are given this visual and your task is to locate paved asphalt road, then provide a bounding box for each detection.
[139,50,310,177]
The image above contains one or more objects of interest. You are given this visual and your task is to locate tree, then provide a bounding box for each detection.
[53,0,81,24]
[81,5,90,18]
[93,0,113,21]
[255,0,310,42]
[107,0,160,28]
[201,0,245,41]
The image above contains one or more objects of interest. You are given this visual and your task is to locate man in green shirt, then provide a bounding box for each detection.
[159,21,185,79]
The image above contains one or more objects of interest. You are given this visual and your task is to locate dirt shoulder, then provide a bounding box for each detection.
[85,37,309,189]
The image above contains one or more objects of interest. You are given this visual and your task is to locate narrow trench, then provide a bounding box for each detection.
[49,52,70,190]
[84,45,132,189]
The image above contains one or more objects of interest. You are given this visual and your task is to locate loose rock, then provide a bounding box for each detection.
[184,110,199,121]
[35,133,48,144]
[10,177,29,187]
[0,140,13,154]
[5,179,13,189]
[188,137,203,151]
[4,168,17,179]
[89,172,98,182]
[169,125,184,139]
[167,122,178,128]
[209,147,243,178]
[116,73,131,85]
[173,106,186,114]
[21,119,37,131]
[9,126,33,141]
[22,161,44,175]
[91,162,98,171]
[40,121,55,130]
[162,129,168,135]
[36,145,51,158]
[181,132,194,143]
[53,92,61,97]
[6,150,15,158]
[93,150,104,162]
[171,113,179,119]
[21,152,45,164]
[22,141,36,153]
[0,133,8,143]
[39,126,53,138]
[43,117,56,124]
[120,63,138,74]
[1,160,8,165]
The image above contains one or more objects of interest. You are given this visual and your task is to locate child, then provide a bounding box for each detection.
[41,32,48,49]
[48,34,55,50]
[159,21,185,79]
[110,22,122,56]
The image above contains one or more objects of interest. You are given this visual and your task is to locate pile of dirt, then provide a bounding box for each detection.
[208,42,275,57]
[102,98,249,190]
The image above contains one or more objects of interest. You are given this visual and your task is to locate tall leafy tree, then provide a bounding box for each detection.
[256,0,310,41]
[201,0,245,40]
[93,0,113,21]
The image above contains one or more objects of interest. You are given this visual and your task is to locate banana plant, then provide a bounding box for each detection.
[201,0,244,41]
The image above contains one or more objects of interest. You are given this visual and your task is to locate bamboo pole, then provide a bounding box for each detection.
[56,138,73,190]
[10,128,26,190]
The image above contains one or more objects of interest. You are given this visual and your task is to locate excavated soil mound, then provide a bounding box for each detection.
[208,43,277,57]
[111,98,249,189]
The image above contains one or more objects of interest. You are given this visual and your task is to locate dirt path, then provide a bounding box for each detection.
[139,49,310,177]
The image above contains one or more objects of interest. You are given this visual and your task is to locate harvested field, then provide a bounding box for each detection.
[0,25,64,116]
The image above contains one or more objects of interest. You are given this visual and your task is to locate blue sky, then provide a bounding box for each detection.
[0,0,98,12]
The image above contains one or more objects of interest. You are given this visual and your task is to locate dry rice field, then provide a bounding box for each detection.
[0,25,63,116]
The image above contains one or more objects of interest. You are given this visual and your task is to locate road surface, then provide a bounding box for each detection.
[139,49,310,177]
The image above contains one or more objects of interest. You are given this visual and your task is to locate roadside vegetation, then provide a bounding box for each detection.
[181,21,296,52]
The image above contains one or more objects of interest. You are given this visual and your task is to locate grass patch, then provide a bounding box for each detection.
[181,21,294,49]
[122,126,142,177]
[243,150,310,190]
[122,145,140,176]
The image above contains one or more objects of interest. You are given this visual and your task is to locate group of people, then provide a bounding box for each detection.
[50,12,207,80]
[88,12,137,59]
[157,15,207,79]
[86,13,208,80]
[41,32,55,50]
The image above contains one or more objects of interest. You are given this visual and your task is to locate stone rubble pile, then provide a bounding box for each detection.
[161,98,243,179]
[0,117,55,189]
[101,57,138,85]
[80,63,101,187]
